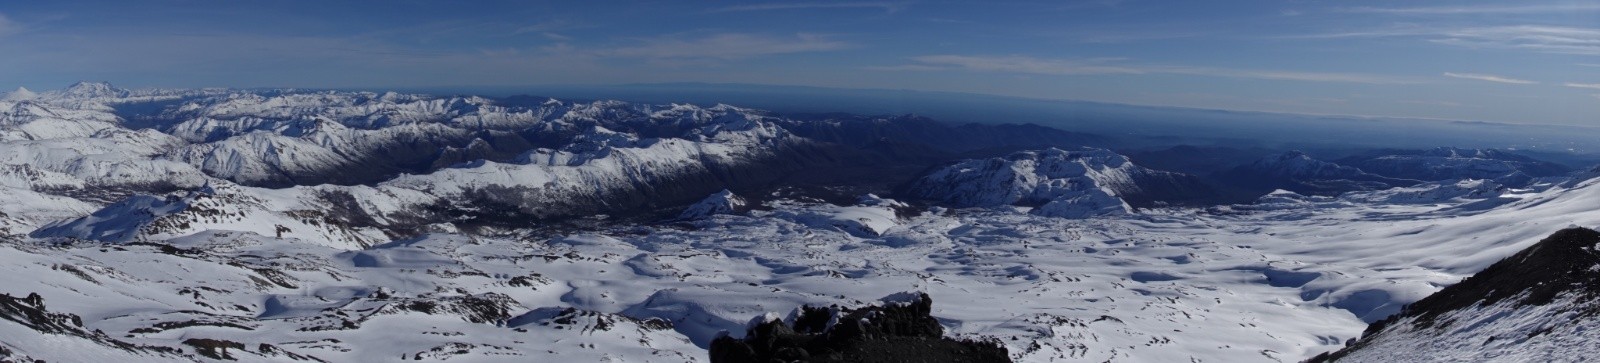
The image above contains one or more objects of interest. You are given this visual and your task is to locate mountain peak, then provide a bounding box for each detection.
[679,189,748,219]
[60,81,127,98]
[2,87,35,101]
[1276,150,1310,160]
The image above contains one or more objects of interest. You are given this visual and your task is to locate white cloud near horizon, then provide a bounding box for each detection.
[1443,72,1538,84]
[596,33,849,60]
[890,55,1420,84]
[710,2,908,13]
[1566,83,1600,90]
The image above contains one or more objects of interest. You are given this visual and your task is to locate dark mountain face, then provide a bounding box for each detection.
[1124,145,1283,176]
[779,113,1108,155]
[709,292,1011,363]
[1310,227,1600,362]
[1216,151,1421,197]
[1334,147,1573,183]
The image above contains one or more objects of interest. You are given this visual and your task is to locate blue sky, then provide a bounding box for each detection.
[0,0,1596,125]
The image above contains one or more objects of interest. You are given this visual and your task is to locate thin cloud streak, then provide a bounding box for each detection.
[908,55,1142,75]
[1566,83,1600,90]
[1286,25,1600,56]
[710,2,909,13]
[893,55,1419,84]
[1437,25,1600,56]
[1443,72,1538,84]
[1344,3,1600,14]
[595,33,849,60]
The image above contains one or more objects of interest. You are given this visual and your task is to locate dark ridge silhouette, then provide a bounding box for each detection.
[709,292,1011,363]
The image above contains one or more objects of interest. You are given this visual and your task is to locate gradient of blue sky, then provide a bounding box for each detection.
[0,0,1596,124]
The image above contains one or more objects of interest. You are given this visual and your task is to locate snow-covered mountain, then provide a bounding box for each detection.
[678,190,748,219]
[905,147,1215,217]
[5,82,1600,362]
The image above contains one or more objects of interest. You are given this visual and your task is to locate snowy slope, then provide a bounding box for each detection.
[1310,227,1600,362]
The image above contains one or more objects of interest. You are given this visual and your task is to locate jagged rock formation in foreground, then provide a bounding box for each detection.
[1310,227,1600,362]
[710,292,1010,363]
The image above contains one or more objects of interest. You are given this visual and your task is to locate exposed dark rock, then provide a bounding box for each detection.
[709,292,1011,363]
[377,293,519,325]
[0,292,181,358]
[184,338,246,360]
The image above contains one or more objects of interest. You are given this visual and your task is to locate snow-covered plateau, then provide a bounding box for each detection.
[1,83,1598,362]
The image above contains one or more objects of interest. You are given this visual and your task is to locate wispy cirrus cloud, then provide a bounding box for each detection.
[595,33,849,60]
[1443,72,1537,84]
[0,12,20,37]
[1566,82,1600,90]
[710,2,909,13]
[885,55,1420,84]
[1156,66,1417,84]
[1288,25,1600,56]
[1436,25,1600,55]
[905,55,1142,75]
[1342,3,1600,14]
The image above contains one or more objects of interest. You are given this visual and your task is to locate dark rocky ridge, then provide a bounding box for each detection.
[709,292,1011,363]
[1308,227,1600,362]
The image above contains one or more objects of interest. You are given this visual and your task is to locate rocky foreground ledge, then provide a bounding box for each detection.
[710,292,1011,363]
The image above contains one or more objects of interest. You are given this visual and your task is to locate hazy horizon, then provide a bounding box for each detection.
[1,0,1596,125]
